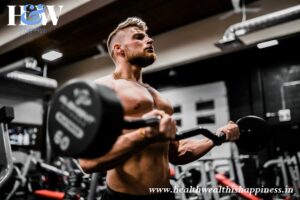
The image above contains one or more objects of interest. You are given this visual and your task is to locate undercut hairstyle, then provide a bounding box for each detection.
[106,17,148,58]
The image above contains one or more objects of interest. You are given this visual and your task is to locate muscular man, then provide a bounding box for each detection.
[79,17,240,200]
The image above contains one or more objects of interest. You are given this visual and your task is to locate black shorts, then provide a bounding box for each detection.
[101,186,176,200]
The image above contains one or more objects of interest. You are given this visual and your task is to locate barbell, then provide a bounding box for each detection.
[47,80,270,158]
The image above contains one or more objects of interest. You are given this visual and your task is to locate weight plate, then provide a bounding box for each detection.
[48,80,102,157]
[236,115,269,153]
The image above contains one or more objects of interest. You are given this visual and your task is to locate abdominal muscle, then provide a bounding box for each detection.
[106,141,171,195]
[105,79,173,194]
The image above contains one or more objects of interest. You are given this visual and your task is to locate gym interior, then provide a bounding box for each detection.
[1,0,300,199]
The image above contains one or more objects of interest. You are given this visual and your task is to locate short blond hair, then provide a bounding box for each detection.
[106,17,148,58]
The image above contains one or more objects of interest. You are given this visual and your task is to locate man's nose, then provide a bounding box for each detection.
[146,37,154,44]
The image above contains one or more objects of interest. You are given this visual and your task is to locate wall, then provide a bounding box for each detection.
[160,82,232,160]
[0,80,45,125]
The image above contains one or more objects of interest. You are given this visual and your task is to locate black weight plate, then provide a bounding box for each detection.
[84,83,124,158]
[48,80,102,157]
[236,115,269,153]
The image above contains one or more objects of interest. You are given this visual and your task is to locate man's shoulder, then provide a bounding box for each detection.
[144,83,159,93]
[93,74,114,88]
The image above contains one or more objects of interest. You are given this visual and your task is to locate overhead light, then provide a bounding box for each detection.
[42,50,63,61]
[257,40,279,49]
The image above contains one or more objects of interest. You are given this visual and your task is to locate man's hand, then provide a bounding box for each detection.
[216,121,240,141]
[141,109,177,141]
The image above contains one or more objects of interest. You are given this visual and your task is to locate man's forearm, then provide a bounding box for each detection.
[170,138,215,165]
[79,129,151,173]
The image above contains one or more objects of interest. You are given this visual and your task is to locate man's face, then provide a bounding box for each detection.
[121,27,156,68]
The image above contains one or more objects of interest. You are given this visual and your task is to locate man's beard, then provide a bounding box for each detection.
[127,51,156,68]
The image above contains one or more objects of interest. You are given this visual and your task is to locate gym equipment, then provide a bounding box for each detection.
[48,80,269,158]
[215,173,260,200]
[48,80,161,158]
[0,58,57,89]
[235,115,269,152]
[1,150,98,200]
[0,57,39,75]
[263,153,300,199]
[0,107,14,188]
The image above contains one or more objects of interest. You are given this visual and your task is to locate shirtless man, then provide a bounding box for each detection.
[79,17,240,200]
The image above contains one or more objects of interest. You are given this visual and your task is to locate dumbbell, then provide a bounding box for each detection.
[47,80,269,158]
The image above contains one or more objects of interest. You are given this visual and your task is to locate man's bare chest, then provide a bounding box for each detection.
[114,81,172,116]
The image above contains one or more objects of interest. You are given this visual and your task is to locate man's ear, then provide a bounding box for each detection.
[114,43,124,56]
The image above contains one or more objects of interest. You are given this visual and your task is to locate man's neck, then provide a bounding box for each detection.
[114,63,143,82]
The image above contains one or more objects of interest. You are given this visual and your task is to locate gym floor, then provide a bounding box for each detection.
[1,0,300,199]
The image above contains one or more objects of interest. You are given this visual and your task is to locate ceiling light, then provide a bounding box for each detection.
[257,40,279,49]
[42,50,63,61]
